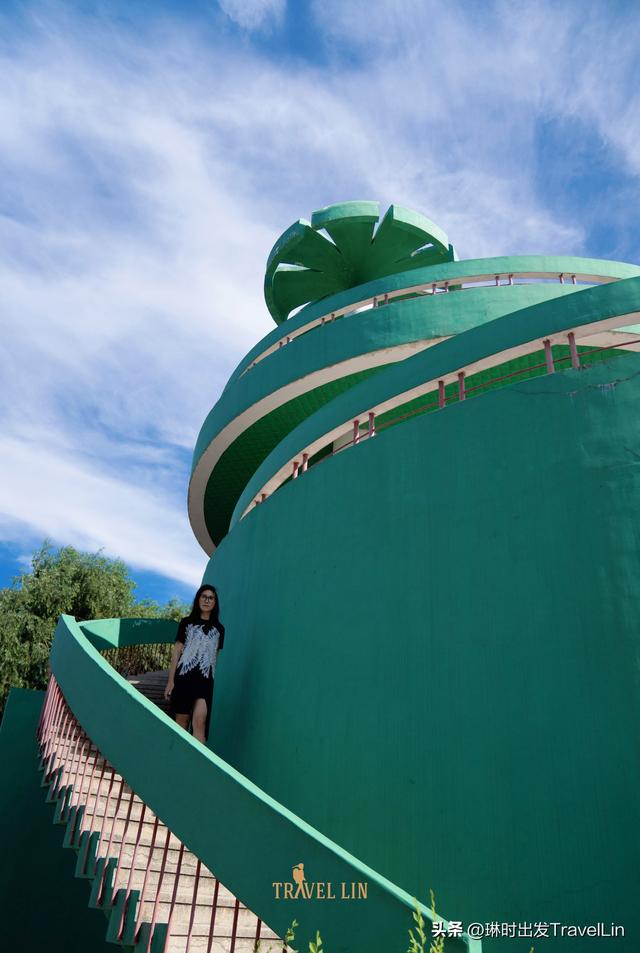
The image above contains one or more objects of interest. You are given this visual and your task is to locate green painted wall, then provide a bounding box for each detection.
[195,281,610,545]
[196,283,583,471]
[227,254,640,386]
[206,352,640,951]
[0,689,114,953]
[50,615,476,953]
[233,274,640,523]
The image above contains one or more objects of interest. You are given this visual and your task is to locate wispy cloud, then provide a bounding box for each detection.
[0,431,203,585]
[218,0,286,31]
[0,0,638,590]
[310,0,640,256]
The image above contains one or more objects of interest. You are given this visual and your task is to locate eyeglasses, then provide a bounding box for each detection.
[200,595,215,602]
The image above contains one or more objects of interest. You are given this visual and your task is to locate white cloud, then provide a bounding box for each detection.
[217,0,286,31]
[1,0,637,587]
[309,0,640,255]
[0,22,279,584]
[0,432,205,586]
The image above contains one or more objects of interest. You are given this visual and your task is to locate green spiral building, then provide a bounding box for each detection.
[191,201,640,948]
[4,201,640,952]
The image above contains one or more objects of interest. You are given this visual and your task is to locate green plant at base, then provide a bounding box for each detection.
[256,905,536,952]
[429,889,445,953]
[407,889,445,953]
[407,901,427,953]
[308,930,323,953]
[254,918,298,953]
[252,919,324,953]
[285,919,299,948]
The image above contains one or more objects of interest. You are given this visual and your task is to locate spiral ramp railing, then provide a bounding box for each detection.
[232,274,640,523]
[34,615,480,953]
[189,250,640,555]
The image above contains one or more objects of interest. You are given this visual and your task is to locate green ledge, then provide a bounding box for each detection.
[264,201,455,324]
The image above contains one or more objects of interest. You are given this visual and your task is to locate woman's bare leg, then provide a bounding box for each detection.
[175,713,190,731]
[192,699,208,743]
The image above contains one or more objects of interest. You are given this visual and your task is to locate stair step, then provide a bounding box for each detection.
[113,881,240,910]
[140,933,269,948]
[112,851,225,884]
[39,670,287,952]
[134,902,276,937]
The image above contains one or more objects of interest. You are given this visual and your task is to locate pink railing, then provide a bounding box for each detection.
[249,335,640,512]
[242,271,606,375]
[100,642,173,677]
[37,674,284,953]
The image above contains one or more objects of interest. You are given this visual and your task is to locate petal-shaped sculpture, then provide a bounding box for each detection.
[264,201,456,324]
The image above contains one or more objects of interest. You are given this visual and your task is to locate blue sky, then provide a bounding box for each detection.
[1,0,639,604]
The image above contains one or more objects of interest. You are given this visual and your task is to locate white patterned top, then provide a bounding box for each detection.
[176,621,220,679]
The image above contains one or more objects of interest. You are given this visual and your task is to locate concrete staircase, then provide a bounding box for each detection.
[38,671,285,953]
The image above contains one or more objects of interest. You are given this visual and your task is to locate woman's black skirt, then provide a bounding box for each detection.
[170,667,214,739]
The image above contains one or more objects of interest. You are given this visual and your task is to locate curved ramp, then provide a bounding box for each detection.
[38,614,480,953]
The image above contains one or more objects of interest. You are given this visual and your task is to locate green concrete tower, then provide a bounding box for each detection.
[7,201,640,953]
[190,201,640,950]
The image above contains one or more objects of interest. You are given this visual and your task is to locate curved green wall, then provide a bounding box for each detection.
[191,263,640,553]
[205,353,640,950]
[186,205,640,950]
[50,615,477,952]
[229,254,640,386]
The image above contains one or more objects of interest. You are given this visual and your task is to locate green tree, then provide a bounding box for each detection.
[0,541,188,716]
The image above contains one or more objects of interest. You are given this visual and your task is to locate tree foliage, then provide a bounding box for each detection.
[0,541,189,716]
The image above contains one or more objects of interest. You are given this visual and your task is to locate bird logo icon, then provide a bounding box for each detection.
[292,864,307,897]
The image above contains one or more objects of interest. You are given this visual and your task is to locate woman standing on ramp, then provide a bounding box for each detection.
[164,584,225,742]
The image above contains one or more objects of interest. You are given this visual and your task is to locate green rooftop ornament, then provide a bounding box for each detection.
[264,200,456,324]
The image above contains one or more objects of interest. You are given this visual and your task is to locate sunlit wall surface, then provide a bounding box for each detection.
[190,202,640,949]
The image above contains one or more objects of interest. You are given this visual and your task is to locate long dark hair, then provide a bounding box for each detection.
[188,584,225,644]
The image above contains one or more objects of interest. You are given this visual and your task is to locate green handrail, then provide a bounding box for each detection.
[51,613,481,953]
